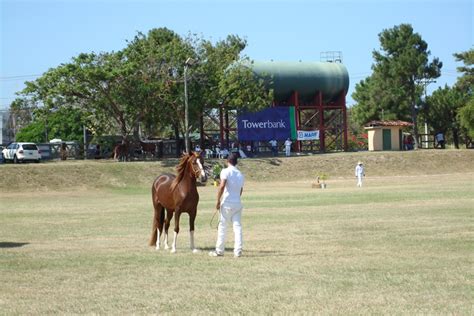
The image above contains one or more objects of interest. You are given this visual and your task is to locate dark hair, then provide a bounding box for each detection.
[227,153,238,166]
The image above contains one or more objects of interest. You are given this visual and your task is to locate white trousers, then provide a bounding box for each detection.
[216,202,243,256]
[285,146,291,156]
[357,175,363,187]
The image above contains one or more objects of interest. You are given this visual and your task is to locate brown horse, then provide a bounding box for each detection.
[113,143,129,162]
[140,141,157,159]
[149,152,207,253]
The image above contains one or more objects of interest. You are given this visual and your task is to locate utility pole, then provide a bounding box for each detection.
[420,78,436,149]
[83,125,87,160]
[184,57,196,153]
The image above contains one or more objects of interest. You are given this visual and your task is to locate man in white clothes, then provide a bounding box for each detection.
[284,138,292,157]
[209,153,245,257]
[355,161,365,187]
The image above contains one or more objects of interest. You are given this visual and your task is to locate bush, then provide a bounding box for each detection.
[212,163,224,180]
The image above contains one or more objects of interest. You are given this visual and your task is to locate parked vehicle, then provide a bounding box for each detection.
[2,142,41,163]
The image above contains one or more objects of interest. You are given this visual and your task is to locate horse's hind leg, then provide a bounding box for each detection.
[149,202,164,250]
[163,209,174,250]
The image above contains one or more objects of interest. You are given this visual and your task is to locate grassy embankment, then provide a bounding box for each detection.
[1,149,473,191]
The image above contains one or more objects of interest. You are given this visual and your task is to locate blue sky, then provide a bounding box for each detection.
[0,0,472,110]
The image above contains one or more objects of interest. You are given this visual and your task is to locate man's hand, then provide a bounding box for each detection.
[216,179,226,210]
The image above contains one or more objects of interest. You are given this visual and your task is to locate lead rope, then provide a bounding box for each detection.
[209,208,220,230]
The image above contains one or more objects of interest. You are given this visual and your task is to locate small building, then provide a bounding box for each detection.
[364,120,413,151]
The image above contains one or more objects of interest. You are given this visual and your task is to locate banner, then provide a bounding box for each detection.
[237,107,296,141]
[297,130,319,141]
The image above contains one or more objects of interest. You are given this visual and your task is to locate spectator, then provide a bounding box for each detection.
[95,144,101,159]
[269,139,278,156]
[406,135,414,150]
[355,161,365,187]
[284,138,292,157]
[403,135,408,151]
[435,132,445,149]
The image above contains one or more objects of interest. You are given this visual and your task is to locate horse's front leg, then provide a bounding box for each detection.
[170,210,181,253]
[189,209,199,253]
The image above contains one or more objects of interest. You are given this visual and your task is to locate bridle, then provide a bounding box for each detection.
[189,155,205,179]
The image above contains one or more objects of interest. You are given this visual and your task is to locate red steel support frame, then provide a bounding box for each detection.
[318,91,325,152]
[342,91,348,151]
[208,90,348,152]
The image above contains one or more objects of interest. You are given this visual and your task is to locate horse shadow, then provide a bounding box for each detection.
[0,242,29,248]
[199,246,283,257]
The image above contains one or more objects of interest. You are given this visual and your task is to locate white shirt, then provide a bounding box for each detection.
[284,140,292,147]
[269,140,277,147]
[220,165,244,205]
[355,165,364,177]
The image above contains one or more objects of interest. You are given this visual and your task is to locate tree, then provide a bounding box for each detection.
[19,28,183,144]
[15,106,85,143]
[454,49,474,142]
[15,28,272,156]
[458,97,474,139]
[192,36,273,146]
[125,30,272,153]
[351,75,402,124]
[453,49,474,92]
[425,85,466,148]
[352,24,442,148]
[122,28,194,155]
[6,98,37,141]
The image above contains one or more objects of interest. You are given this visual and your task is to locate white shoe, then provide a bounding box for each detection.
[208,251,223,257]
[234,252,242,258]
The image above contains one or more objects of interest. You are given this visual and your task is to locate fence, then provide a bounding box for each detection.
[418,134,435,149]
[38,142,82,160]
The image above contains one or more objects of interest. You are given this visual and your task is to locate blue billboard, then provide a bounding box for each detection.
[237,107,296,141]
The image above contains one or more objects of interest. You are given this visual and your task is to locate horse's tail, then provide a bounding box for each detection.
[149,184,165,247]
[113,145,119,161]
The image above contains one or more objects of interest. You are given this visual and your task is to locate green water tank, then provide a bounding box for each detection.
[249,61,349,102]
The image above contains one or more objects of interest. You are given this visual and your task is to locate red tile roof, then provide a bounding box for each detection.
[365,120,414,127]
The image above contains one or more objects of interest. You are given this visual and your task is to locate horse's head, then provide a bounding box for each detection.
[189,152,208,183]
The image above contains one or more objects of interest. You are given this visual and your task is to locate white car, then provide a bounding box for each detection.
[2,142,41,163]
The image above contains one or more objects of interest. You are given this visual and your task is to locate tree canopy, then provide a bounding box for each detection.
[454,49,474,140]
[352,23,442,147]
[13,28,271,152]
[424,85,466,148]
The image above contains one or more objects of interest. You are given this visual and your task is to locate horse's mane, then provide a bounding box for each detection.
[170,153,193,192]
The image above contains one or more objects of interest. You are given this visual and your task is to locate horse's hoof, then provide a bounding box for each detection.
[155,246,160,251]
[192,249,200,254]
[170,248,177,253]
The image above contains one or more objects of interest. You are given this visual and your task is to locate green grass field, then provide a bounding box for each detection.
[1,151,473,314]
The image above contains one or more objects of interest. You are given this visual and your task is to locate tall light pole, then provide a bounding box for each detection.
[184,57,196,153]
[420,78,436,148]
